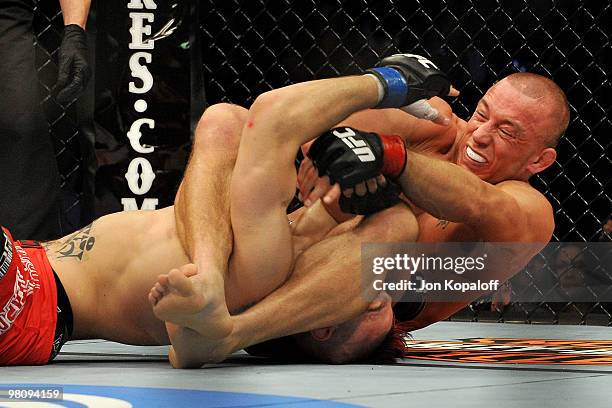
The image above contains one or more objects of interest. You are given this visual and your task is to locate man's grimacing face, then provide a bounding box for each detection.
[454,79,556,183]
[294,78,563,361]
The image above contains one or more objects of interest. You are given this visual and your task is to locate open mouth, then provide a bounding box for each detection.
[466,146,488,164]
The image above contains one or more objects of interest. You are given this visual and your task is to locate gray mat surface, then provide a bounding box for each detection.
[2,322,611,407]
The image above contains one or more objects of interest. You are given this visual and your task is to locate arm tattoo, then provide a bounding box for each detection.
[54,223,96,261]
[436,219,450,230]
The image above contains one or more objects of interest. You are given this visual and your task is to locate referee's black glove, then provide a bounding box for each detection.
[55,24,91,105]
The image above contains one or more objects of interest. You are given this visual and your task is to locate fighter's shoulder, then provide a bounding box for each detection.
[494,180,554,240]
[496,180,552,208]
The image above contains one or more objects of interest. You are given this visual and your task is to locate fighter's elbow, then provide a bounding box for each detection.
[249,89,301,130]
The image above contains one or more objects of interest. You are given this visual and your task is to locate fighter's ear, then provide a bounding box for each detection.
[527,147,557,175]
[310,327,336,341]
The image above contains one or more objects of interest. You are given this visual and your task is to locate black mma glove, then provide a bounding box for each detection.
[366,53,451,108]
[55,24,91,105]
[307,127,407,188]
[339,179,403,215]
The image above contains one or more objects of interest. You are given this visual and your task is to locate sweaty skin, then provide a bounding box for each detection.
[43,202,338,347]
[44,103,346,349]
[47,73,560,365]
[296,78,558,328]
[146,78,420,367]
[337,88,555,244]
[219,74,562,358]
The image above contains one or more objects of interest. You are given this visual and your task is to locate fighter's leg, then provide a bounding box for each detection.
[227,204,419,352]
[150,103,247,337]
[175,103,247,269]
[226,95,323,305]
[159,203,420,367]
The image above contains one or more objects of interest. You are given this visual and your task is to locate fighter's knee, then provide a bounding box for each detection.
[194,103,248,152]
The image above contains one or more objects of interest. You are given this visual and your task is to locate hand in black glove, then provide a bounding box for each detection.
[54,24,91,105]
[366,53,459,125]
[367,53,452,108]
[307,127,407,215]
[339,178,403,215]
[308,127,407,189]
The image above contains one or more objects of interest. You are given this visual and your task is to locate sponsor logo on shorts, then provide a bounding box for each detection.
[51,330,64,359]
[0,245,40,336]
[0,231,12,280]
[401,338,612,365]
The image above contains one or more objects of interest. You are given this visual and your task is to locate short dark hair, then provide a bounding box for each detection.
[363,318,412,364]
[504,72,570,147]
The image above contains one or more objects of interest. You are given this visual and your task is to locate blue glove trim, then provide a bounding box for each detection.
[369,67,408,108]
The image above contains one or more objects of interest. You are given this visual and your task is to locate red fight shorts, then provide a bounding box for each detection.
[0,227,57,365]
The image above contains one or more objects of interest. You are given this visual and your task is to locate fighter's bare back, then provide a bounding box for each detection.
[42,201,338,347]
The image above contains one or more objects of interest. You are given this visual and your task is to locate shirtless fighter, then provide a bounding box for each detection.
[1,54,454,366]
[0,118,403,365]
[169,56,569,364]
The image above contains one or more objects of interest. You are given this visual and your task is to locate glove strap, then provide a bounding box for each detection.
[365,67,408,108]
[380,134,407,178]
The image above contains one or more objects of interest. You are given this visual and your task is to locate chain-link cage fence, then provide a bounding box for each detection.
[200,0,611,325]
[32,0,610,326]
[33,0,91,234]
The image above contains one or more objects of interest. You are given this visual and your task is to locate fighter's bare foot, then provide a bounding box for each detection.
[149,274,172,305]
[149,263,233,339]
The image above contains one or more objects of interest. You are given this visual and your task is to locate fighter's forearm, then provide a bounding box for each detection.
[59,0,91,28]
[399,150,506,224]
[230,205,417,351]
[231,234,366,350]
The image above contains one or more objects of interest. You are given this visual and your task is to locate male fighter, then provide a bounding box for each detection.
[0,129,403,366]
[170,57,569,364]
[146,54,461,367]
[2,54,453,364]
[2,54,568,366]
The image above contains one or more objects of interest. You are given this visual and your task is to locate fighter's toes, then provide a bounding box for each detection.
[148,288,160,306]
[167,268,196,297]
[155,274,167,291]
[153,281,165,294]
